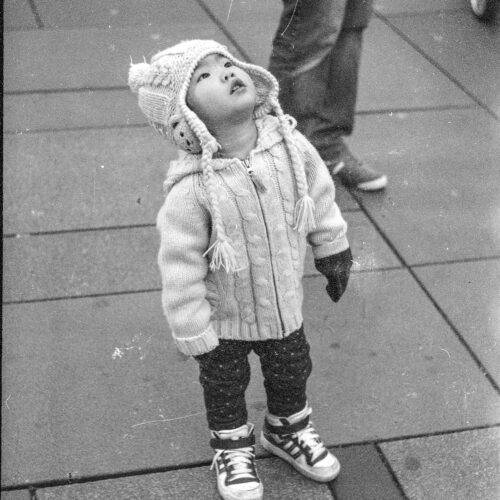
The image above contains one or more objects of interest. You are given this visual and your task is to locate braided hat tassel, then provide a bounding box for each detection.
[196,130,238,272]
[273,102,316,233]
[203,238,238,272]
[293,194,316,232]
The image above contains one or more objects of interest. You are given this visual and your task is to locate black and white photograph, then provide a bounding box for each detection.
[2,0,500,498]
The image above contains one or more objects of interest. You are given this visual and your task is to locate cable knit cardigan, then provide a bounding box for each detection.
[156,115,349,356]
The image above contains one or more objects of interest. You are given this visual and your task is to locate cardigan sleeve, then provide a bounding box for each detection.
[156,175,219,356]
[292,130,350,259]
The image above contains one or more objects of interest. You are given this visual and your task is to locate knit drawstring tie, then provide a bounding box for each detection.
[293,194,316,232]
[203,239,238,272]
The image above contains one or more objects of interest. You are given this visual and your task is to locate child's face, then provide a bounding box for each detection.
[187,54,257,129]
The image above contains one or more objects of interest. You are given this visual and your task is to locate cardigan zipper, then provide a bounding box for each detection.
[242,159,285,335]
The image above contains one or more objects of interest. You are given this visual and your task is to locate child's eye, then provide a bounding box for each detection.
[224,61,233,68]
[197,72,210,82]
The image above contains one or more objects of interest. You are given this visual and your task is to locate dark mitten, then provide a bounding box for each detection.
[314,247,353,303]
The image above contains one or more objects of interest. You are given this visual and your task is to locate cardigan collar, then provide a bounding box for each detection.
[163,114,295,194]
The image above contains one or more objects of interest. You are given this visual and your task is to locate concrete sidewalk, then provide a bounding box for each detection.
[2,0,500,498]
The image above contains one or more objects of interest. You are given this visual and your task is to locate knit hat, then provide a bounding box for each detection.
[129,40,315,272]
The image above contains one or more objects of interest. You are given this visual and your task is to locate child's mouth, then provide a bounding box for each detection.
[230,79,245,94]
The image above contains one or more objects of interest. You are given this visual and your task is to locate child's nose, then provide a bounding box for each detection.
[222,70,235,82]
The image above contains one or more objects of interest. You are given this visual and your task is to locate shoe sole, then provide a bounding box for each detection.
[356,175,388,191]
[260,432,340,483]
[217,480,263,500]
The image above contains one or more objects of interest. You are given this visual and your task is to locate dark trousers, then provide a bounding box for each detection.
[194,326,312,431]
[269,0,373,161]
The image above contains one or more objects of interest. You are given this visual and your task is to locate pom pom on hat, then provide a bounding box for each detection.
[128,61,151,93]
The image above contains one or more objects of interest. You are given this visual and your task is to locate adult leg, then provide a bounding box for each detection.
[269,0,347,140]
[270,0,387,191]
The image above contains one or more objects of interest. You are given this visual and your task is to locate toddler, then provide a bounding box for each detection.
[129,40,352,500]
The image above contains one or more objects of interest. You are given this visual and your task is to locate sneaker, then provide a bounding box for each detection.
[210,423,263,500]
[326,149,387,192]
[260,406,340,483]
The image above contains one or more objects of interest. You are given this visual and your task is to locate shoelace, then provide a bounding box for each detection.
[211,446,258,483]
[294,424,326,463]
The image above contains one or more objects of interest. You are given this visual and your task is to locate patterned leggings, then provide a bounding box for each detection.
[194,326,312,431]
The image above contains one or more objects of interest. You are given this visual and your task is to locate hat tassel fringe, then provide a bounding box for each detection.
[293,195,316,232]
[204,239,238,273]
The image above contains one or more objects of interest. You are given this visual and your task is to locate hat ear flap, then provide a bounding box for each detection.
[169,114,202,154]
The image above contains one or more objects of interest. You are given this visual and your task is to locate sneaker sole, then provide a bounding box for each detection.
[356,175,388,191]
[217,480,263,500]
[260,432,340,483]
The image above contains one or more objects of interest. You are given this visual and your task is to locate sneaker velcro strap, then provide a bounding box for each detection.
[265,415,309,435]
[210,434,255,450]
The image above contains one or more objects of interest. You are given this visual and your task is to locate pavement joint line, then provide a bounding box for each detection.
[410,254,500,268]
[327,480,338,499]
[406,265,500,395]
[347,191,407,270]
[194,0,253,63]
[2,287,162,306]
[373,7,468,19]
[327,422,500,453]
[3,268,400,306]
[3,222,156,239]
[4,123,150,136]
[0,458,215,493]
[2,207,363,240]
[348,187,500,396]
[5,86,130,96]
[303,266,405,280]
[27,0,44,29]
[355,103,477,116]
[4,423,499,493]
[375,12,499,121]
[0,269,370,306]
[2,105,477,136]
[374,443,410,500]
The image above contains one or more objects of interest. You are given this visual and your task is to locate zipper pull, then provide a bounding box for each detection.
[243,159,267,193]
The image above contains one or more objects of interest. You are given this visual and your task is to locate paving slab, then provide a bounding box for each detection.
[36,457,332,499]
[199,4,473,111]
[356,18,473,112]
[333,444,405,499]
[3,0,38,30]
[4,272,500,485]
[374,0,467,16]
[3,127,358,235]
[34,0,214,29]
[303,210,401,277]
[199,0,283,65]
[34,444,408,498]
[380,427,500,500]
[3,128,171,235]
[389,9,500,117]
[4,210,387,303]
[3,8,236,93]
[3,16,473,134]
[414,260,500,386]
[2,292,206,486]
[301,269,500,446]
[349,108,500,265]
[3,227,159,303]
[334,184,360,212]
[0,491,31,500]
[3,90,146,133]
